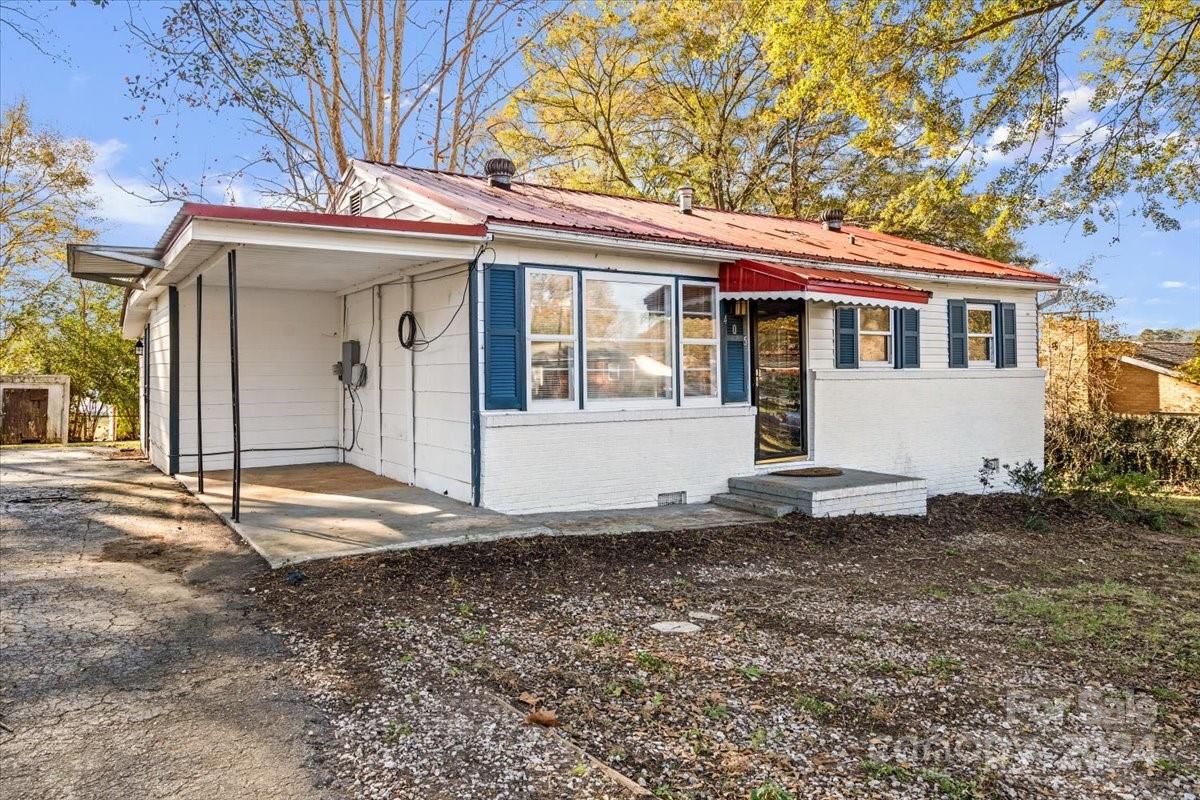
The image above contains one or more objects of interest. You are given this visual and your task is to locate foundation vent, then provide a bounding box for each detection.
[657,491,687,506]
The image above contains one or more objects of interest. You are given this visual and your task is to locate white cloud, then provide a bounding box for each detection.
[88,138,179,232]
[1160,280,1192,289]
[1060,85,1095,121]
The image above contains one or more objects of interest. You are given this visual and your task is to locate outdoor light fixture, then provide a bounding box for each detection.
[134,338,144,357]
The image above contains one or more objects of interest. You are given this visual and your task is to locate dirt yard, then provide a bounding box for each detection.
[255,494,1200,799]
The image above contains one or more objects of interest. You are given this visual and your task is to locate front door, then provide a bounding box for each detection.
[751,301,805,460]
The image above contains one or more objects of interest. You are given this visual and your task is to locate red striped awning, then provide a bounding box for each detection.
[719,259,931,308]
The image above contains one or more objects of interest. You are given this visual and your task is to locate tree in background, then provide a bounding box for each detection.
[126,0,563,209]
[492,1,1027,261]
[0,99,97,362]
[0,100,138,440]
[756,0,1200,235]
[496,0,1199,259]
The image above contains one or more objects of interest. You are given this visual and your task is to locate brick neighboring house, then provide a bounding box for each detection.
[1109,341,1200,415]
[1041,317,1200,416]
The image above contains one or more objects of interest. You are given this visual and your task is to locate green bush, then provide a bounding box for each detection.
[1046,412,1200,489]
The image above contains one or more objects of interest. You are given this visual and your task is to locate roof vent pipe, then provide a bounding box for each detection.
[484,157,515,189]
[819,208,845,232]
[677,184,694,214]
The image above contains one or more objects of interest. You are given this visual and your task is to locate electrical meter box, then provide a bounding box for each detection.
[341,340,361,386]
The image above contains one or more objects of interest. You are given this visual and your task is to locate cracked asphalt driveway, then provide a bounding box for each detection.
[0,447,330,799]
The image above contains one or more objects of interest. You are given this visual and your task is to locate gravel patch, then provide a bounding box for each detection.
[256,494,1200,798]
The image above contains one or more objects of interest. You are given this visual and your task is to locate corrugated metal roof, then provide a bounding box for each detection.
[359,161,1059,285]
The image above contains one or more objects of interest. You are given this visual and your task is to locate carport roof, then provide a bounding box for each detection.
[68,203,488,289]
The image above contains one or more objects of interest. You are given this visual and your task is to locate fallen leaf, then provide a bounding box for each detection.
[518,691,541,706]
[525,708,559,727]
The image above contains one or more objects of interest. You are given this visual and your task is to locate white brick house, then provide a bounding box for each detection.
[69,158,1058,516]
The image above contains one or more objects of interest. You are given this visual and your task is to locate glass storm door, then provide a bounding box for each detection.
[752,301,806,460]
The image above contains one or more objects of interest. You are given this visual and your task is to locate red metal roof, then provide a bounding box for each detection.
[154,202,488,255]
[720,259,931,304]
[359,161,1059,285]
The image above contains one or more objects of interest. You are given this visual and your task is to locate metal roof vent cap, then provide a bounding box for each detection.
[484,157,515,189]
[677,184,694,214]
[819,208,845,232]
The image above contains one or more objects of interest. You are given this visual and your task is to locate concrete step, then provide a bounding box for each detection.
[711,492,795,518]
[728,468,928,518]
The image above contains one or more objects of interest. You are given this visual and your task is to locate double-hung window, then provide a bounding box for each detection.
[584,274,674,404]
[680,283,719,399]
[858,307,893,366]
[527,270,578,407]
[967,303,995,366]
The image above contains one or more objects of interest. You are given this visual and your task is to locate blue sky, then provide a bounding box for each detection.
[3,1,1197,334]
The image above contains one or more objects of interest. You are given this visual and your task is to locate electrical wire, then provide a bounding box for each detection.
[398,244,495,352]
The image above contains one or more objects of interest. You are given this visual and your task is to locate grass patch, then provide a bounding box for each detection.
[860,758,912,781]
[999,580,1200,675]
[586,629,620,647]
[635,651,668,672]
[926,655,964,679]
[741,665,765,681]
[748,782,794,800]
[793,692,835,719]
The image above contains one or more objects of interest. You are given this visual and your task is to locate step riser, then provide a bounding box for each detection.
[711,493,795,518]
[729,476,925,503]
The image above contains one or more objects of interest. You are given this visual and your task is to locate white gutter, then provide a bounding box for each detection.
[486,222,1061,292]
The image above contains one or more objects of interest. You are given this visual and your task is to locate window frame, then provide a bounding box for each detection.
[525,268,580,410]
[855,306,893,369]
[678,280,721,404]
[966,302,996,368]
[581,270,676,409]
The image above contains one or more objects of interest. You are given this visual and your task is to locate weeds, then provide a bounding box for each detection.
[587,629,620,647]
[748,781,793,800]
[793,693,835,719]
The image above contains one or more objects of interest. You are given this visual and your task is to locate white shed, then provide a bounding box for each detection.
[0,374,70,445]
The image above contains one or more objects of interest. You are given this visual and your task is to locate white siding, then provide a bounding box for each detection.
[806,280,1039,370]
[174,285,342,472]
[341,288,381,473]
[340,267,472,501]
[412,269,473,501]
[147,296,170,472]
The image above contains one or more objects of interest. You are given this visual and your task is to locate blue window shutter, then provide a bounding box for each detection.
[998,302,1017,368]
[894,308,920,368]
[835,306,858,368]
[947,299,967,368]
[721,301,748,403]
[483,265,524,410]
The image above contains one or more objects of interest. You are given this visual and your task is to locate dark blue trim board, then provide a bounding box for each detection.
[168,285,180,475]
[468,259,482,506]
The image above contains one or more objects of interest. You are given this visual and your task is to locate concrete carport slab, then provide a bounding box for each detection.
[177,463,759,568]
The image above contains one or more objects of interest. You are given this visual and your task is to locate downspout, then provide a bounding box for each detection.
[468,257,482,507]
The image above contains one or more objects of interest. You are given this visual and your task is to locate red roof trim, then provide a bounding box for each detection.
[720,259,932,304]
[155,203,488,256]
